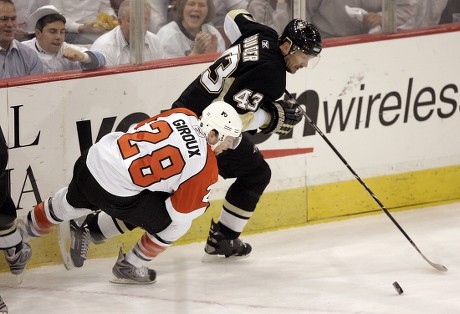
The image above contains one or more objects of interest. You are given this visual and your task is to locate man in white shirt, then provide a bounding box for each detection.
[90,0,165,66]
[22,5,105,73]
[10,0,42,41]
[213,0,249,27]
[305,0,418,38]
[48,0,116,45]
[247,0,290,35]
[399,0,448,29]
[146,0,168,33]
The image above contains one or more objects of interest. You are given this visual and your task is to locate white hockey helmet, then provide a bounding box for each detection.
[199,101,242,149]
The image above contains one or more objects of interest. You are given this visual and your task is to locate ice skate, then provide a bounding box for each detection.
[4,242,32,284]
[58,218,91,270]
[70,219,91,268]
[0,294,8,314]
[110,248,156,285]
[202,220,252,262]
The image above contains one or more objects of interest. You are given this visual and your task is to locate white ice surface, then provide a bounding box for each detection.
[1,203,459,314]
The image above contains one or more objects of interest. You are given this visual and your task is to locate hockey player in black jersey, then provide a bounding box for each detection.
[171,9,322,260]
[65,9,322,266]
[0,134,32,282]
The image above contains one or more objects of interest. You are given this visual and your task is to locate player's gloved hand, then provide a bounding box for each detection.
[260,99,303,135]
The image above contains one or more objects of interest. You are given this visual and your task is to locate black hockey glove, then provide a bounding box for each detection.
[260,99,303,135]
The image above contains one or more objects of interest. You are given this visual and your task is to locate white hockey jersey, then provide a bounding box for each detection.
[86,108,218,223]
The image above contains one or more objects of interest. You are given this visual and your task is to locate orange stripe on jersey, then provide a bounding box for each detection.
[134,108,198,129]
[170,147,218,214]
[138,233,167,258]
[33,202,55,234]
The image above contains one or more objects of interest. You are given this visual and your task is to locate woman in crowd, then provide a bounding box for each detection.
[157,0,226,58]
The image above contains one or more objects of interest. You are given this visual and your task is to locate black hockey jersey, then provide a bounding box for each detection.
[172,10,286,117]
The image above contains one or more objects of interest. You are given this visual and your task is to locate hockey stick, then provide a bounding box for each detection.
[285,90,447,272]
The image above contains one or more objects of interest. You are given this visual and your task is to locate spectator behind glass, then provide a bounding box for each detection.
[12,0,47,41]
[110,0,168,34]
[22,5,105,73]
[399,0,448,29]
[247,0,290,35]
[305,0,417,39]
[48,0,117,45]
[109,0,123,14]
[157,0,225,58]
[0,0,43,79]
[147,0,168,33]
[439,0,460,23]
[213,0,248,27]
[90,0,165,66]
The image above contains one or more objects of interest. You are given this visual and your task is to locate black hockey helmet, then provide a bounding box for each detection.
[279,19,322,57]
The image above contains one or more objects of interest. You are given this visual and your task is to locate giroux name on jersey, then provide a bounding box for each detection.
[242,34,259,62]
[172,119,201,158]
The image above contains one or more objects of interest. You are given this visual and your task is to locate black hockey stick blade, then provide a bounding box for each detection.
[285,90,447,272]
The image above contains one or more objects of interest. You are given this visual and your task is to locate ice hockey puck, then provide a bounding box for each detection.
[392,281,403,295]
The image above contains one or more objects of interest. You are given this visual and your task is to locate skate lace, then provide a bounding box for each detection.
[5,244,31,273]
[5,246,30,263]
[79,228,91,258]
[115,260,149,280]
[131,265,148,278]
[4,247,16,259]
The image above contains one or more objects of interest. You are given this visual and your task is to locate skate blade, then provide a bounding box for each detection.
[16,271,25,284]
[109,277,156,285]
[57,221,75,271]
[201,253,250,263]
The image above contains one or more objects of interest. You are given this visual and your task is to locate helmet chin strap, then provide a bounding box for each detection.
[210,142,221,151]
[281,41,298,61]
[207,135,224,151]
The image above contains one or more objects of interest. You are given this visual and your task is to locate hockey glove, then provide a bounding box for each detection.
[260,99,303,135]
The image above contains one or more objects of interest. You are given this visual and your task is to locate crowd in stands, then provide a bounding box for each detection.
[305,0,452,38]
[2,0,460,79]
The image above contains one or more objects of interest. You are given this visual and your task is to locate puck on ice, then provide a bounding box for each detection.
[392,281,403,295]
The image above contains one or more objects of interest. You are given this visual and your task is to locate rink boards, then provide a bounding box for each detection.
[0,27,459,270]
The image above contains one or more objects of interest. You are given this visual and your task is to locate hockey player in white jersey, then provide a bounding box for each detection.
[18,101,242,284]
